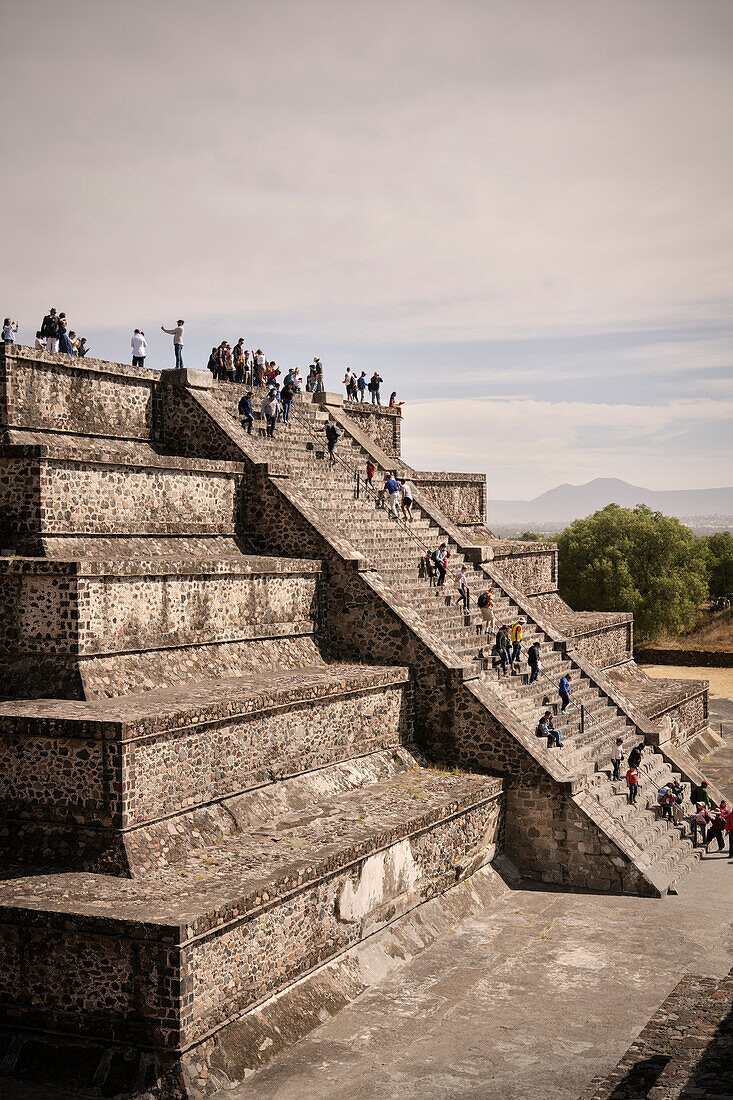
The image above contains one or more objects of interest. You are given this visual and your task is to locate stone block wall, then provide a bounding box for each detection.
[339,402,402,458]
[489,540,558,596]
[411,471,487,528]
[0,671,411,833]
[0,345,160,441]
[0,556,321,698]
[564,618,633,670]
[0,558,319,656]
[505,779,658,896]
[651,691,709,748]
[0,448,243,550]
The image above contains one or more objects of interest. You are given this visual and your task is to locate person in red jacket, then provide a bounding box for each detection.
[707,801,728,852]
[626,766,639,805]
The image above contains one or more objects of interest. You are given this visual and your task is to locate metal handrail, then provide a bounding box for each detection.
[530,664,674,798]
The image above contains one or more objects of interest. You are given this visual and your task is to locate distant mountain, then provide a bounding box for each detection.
[487,478,733,527]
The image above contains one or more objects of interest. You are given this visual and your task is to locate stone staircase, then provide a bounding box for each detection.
[206,383,704,894]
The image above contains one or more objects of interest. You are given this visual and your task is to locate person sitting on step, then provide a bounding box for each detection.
[536,710,562,748]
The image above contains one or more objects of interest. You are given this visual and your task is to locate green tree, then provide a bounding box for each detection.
[519,531,542,542]
[705,532,733,604]
[557,504,708,642]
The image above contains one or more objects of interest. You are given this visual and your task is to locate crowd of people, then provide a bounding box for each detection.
[2,309,91,358]
[4,312,406,413]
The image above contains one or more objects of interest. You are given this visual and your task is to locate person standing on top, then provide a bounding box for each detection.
[57,313,74,354]
[313,357,324,392]
[384,472,401,518]
[527,640,540,684]
[280,374,295,426]
[2,319,18,343]
[254,349,266,387]
[161,320,185,368]
[76,337,89,358]
[343,367,355,401]
[131,329,147,368]
[40,308,60,353]
[238,391,254,434]
[357,371,368,402]
[400,478,414,522]
[368,371,383,405]
[233,339,245,383]
[611,737,624,781]
[266,362,281,393]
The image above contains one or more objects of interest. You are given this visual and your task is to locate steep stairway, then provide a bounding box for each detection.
[207,384,703,892]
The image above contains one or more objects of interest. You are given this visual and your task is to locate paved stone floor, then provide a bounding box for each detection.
[226,854,733,1100]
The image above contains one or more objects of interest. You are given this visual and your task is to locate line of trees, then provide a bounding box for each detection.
[545,505,733,643]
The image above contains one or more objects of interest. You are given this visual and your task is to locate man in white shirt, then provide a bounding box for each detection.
[261,391,279,438]
[131,329,147,368]
[161,320,185,368]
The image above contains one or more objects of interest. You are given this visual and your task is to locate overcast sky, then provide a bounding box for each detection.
[2,0,731,498]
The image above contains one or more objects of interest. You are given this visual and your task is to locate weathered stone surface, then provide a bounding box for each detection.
[411,470,487,527]
[578,968,733,1100]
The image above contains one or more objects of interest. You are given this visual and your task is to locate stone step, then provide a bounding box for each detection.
[0,765,503,1058]
[1,436,244,549]
[0,663,412,873]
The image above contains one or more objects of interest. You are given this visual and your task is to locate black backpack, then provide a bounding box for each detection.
[42,314,59,338]
[477,592,489,608]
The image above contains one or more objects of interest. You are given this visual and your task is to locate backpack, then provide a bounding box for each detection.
[477,592,489,608]
[358,375,367,389]
[368,379,378,391]
[42,314,59,338]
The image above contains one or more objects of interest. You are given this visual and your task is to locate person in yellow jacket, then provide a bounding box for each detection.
[510,619,524,673]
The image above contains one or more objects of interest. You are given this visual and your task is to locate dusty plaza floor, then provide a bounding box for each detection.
[222,665,733,1100]
[226,856,733,1100]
